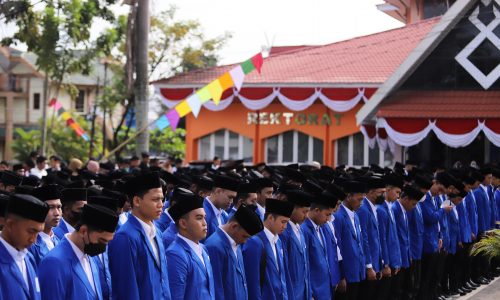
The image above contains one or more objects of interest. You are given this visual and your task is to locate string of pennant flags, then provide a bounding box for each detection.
[48,98,90,141]
[154,52,264,131]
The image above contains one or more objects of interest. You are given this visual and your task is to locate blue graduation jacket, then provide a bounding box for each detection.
[29,232,60,267]
[280,222,311,300]
[166,236,215,300]
[357,199,383,272]
[436,195,450,251]
[242,230,291,300]
[446,207,460,254]
[474,186,492,234]
[0,241,41,300]
[155,204,173,233]
[203,198,229,241]
[301,218,331,300]
[322,221,342,287]
[94,251,112,300]
[420,192,441,254]
[407,202,424,260]
[108,215,171,300]
[465,191,479,237]
[457,201,472,244]
[53,219,71,240]
[333,205,365,283]
[205,227,248,300]
[488,185,498,228]
[392,202,411,268]
[377,201,402,267]
[495,188,500,224]
[162,222,178,250]
[38,238,103,300]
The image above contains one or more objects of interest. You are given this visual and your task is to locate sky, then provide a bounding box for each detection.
[1,0,402,65]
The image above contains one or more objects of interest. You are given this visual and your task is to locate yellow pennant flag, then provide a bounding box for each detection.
[61,112,72,121]
[175,100,192,117]
[207,79,223,105]
[196,86,212,104]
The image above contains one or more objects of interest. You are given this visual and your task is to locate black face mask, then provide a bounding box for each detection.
[375,195,385,205]
[83,233,107,257]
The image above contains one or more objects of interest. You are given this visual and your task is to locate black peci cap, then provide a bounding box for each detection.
[233,204,264,235]
[265,198,294,218]
[402,185,424,201]
[6,194,49,223]
[80,204,118,233]
[87,196,118,211]
[285,189,313,207]
[126,172,162,197]
[342,181,367,194]
[213,175,240,192]
[169,193,204,222]
[32,184,61,202]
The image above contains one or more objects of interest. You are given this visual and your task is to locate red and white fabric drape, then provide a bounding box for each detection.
[155,87,369,112]
[362,118,500,149]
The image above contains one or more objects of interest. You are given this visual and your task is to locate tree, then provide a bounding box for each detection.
[1,0,123,154]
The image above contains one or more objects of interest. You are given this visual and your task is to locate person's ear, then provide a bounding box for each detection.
[133,195,141,208]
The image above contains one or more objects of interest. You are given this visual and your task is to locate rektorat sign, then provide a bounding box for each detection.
[247,112,343,126]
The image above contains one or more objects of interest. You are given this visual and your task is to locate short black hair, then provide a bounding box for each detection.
[213,156,219,161]
[264,212,280,220]
[0,161,9,166]
[310,202,329,210]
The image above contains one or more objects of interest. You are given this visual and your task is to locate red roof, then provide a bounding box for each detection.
[153,17,439,86]
[377,90,500,118]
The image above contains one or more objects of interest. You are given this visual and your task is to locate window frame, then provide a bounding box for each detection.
[264,130,323,165]
[197,129,253,162]
[335,133,390,167]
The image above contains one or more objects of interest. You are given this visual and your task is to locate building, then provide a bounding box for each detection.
[153,0,500,167]
[0,47,109,161]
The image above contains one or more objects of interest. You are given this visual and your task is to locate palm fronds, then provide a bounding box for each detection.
[470,229,500,262]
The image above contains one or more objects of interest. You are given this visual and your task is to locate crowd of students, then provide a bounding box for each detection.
[0,154,499,300]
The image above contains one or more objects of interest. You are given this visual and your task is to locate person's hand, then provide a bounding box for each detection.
[458,242,463,248]
[382,266,391,278]
[438,239,443,250]
[367,268,377,280]
[394,268,400,275]
[443,205,453,213]
[337,279,347,293]
[472,233,476,241]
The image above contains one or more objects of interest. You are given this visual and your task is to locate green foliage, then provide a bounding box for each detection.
[149,128,186,159]
[11,128,41,162]
[470,229,500,261]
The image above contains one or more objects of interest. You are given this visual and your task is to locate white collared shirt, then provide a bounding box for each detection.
[0,235,29,288]
[397,200,407,222]
[480,184,488,196]
[219,226,238,257]
[38,231,55,250]
[62,218,75,234]
[132,215,159,263]
[288,220,301,241]
[207,197,223,225]
[326,217,343,260]
[29,167,47,179]
[366,198,378,222]
[65,234,95,293]
[177,234,205,267]
[256,203,265,217]
[342,204,357,236]
[263,227,279,270]
[385,200,395,222]
[452,205,459,220]
[310,219,324,248]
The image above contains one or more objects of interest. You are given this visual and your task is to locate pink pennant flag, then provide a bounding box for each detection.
[53,101,63,111]
[251,53,264,73]
[229,65,245,91]
[165,109,180,131]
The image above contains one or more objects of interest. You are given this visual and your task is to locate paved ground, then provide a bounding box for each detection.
[458,276,500,300]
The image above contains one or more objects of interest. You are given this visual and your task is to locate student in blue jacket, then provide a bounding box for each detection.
[303,190,339,300]
[206,204,264,300]
[29,185,62,267]
[39,204,118,300]
[333,181,366,300]
[108,172,171,300]
[203,175,240,240]
[377,174,403,300]
[391,185,423,300]
[279,189,312,300]
[166,192,215,300]
[53,188,87,240]
[0,194,49,300]
[243,198,295,300]
[357,176,385,300]
[162,187,194,249]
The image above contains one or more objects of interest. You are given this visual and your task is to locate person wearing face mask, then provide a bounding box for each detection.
[29,185,63,267]
[0,194,49,300]
[205,204,264,300]
[357,176,385,300]
[38,204,118,300]
[53,188,87,240]
[333,181,366,300]
[203,175,240,240]
[243,198,295,300]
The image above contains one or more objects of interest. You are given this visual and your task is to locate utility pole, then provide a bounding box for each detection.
[134,0,150,155]
[102,62,108,157]
[89,77,99,159]
[40,75,49,155]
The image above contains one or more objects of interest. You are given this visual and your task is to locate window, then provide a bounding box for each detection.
[265,130,323,164]
[75,90,85,112]
[198,129,253,162]
[335,132,394,167]
[33,93,41,110]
